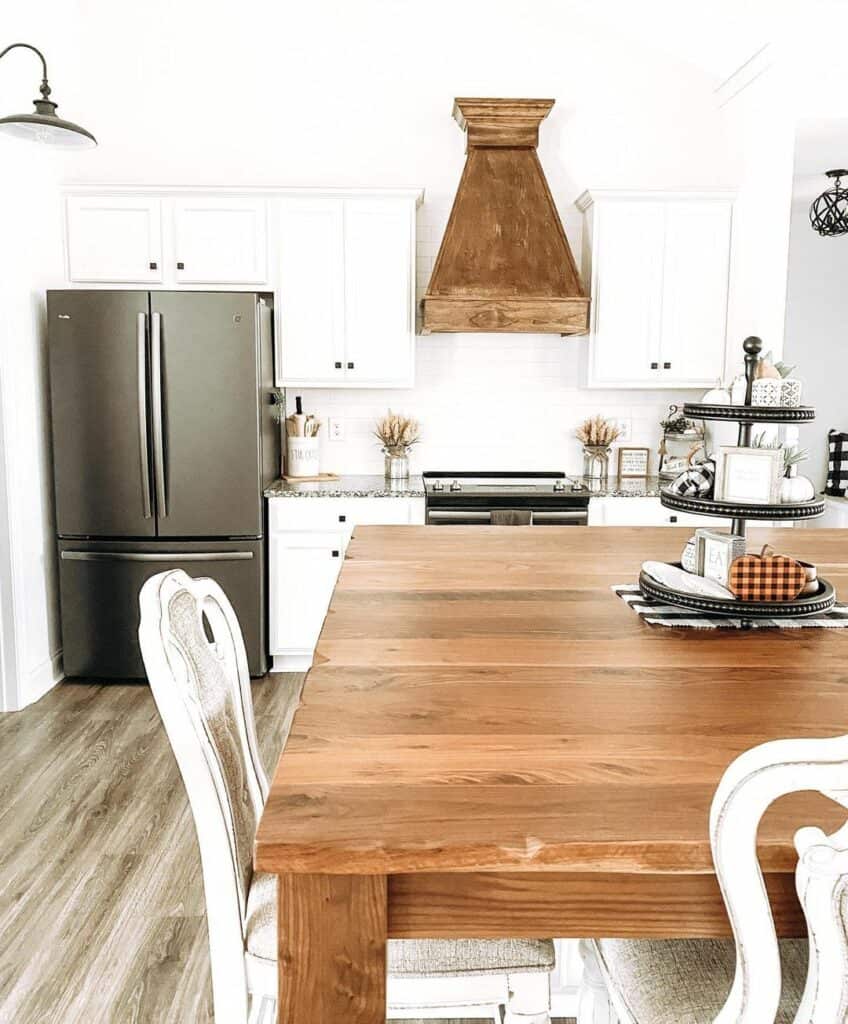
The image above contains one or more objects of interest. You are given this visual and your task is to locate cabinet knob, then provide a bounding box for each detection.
[347,361,355,370]
[334,361,342,369]
[149,261,158,270]
[338,514,346,522]
[331,549,340,558]
[650,362,658,370]
[663,361,672,370]
[176,261,185,270]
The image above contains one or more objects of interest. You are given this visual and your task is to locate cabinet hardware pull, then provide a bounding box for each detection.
[663,361,672,369]
[331,550,340,558]
[347,361,354,370]
[149,261,158,270]
[650,362,658,370]
[334,361,342,369]
[338,515,346,522]
[176,261,185,270]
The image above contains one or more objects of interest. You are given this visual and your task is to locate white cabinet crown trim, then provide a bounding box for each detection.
[62,183,424,203]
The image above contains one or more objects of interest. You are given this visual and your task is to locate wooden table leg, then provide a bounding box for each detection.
[277,873,387,1023]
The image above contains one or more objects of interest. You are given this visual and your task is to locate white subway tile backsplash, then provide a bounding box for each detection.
[283,201,701,476]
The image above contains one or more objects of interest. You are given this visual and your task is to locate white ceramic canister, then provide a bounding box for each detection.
[780,377,802,407]
[286,437,320,477]
[751,378,783,407]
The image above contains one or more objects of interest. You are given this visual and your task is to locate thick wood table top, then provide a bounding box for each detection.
[255,527,848,877]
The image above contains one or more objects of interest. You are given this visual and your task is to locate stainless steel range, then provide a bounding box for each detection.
[423,471,590,526]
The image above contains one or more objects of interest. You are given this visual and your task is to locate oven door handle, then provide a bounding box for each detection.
[427,509,491,524]
[530,510,589,524]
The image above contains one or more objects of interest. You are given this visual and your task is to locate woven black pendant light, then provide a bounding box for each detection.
[810,169,848,236]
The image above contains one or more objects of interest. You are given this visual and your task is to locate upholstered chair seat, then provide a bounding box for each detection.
[593,938,808,1024]
[245,869,554,976]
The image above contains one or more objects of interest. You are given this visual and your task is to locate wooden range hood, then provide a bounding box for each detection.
[422,98,590,336]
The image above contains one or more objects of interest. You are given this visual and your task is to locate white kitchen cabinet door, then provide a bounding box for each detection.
[588,201,664,387]
[659,201,731,385]
[589,496,726,527]
[66,196,163,283]
[173,197,267,284]
[343,199,415,386]
[277,199,345,385]
[269,531,344,660]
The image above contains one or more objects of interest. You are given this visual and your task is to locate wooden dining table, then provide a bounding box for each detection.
[254,525,848,1023]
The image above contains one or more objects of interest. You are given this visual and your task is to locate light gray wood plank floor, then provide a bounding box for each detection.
[0,676,572,1023]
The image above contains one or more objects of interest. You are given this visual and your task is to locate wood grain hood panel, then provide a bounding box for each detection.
[422,98,590,336]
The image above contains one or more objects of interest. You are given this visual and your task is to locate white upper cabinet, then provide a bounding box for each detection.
[588,201,665,386]
[276,195,417,389]
[277,199,345,384]
[66,196,163,283]
[172,197,267,284]
[579,191,733,389]
[343,199,414,386]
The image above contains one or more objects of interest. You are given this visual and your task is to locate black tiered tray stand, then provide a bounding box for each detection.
[643,336,834,621]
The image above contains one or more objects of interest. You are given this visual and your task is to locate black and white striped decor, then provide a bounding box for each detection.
[612,584,848,630]
[826,429,848,497]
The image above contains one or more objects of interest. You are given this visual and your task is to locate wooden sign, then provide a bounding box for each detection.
[617,446,650,478]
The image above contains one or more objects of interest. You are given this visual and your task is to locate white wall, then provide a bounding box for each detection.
[721,52,796,372]
[0,5,83,709]
[784,119,848,491]
[59,0,737,479]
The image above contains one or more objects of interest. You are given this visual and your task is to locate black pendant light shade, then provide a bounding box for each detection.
[0,43,96,148]
[810,169,848,237]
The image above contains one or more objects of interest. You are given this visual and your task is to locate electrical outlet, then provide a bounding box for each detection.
[328,418,345,441]
[614,418,632,442]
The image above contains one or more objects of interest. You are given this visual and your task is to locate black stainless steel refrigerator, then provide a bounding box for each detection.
[47,290,277,678]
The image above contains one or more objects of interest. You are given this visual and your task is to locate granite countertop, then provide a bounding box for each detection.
[265,475,425,498]
[265,474,662,499]
[574,475,663,498]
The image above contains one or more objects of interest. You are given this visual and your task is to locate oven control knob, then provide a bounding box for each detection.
[432,480,445,491]
[449,479,462,492]
[553,479,566,492]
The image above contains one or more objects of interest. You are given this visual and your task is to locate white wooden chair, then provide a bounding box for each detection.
[138,569,554,1024]
[576,734,848,1023]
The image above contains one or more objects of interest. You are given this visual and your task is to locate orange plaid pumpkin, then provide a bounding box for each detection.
[728,545,806,602]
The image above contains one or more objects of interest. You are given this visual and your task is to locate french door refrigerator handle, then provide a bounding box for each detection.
[137,313,153,519]
[151,311,167,518]
[61,550,254,562]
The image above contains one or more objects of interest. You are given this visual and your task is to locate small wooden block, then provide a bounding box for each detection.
[282,472,341,483]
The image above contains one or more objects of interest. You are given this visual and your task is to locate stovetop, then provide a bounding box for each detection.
[422,471,589,498]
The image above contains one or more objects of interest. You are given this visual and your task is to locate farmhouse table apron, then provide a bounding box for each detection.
[255,525,848,1024]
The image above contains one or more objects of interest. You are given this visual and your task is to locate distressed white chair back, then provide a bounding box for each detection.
[710,734,848,1023]
[138,568,268,1022]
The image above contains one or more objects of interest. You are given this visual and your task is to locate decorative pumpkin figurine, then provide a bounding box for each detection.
[728,544,806,602]
[668,460,715,498]
[780,446,815,503]
[701,380,731,405]
[729,374,748,405]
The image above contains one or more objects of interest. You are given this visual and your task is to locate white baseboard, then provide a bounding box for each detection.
[15,648,63,710]
[271,652,313,673]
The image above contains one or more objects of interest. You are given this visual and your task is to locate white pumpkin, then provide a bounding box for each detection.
[780,469,815,504]
[701,381,731,405]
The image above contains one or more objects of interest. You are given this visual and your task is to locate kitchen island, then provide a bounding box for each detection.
[255,526,848,1024]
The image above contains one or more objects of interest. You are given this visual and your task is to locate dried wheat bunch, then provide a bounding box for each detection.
[575,414,622,447]
[374,410,421,452]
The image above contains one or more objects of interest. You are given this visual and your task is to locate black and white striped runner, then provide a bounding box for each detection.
[613,584,848,630]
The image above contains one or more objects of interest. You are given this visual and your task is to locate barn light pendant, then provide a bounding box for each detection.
[810,169,848,237]
[0,42,96,148]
